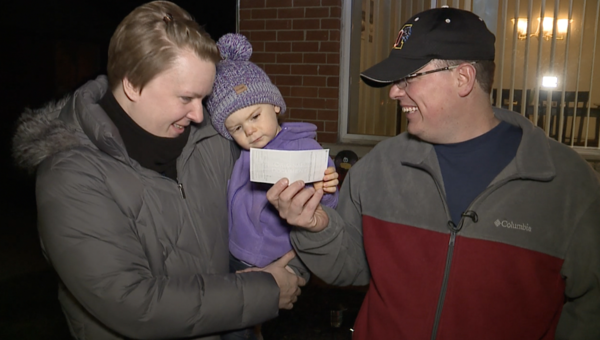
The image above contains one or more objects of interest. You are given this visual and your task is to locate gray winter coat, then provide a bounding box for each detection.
[12,76,279,340]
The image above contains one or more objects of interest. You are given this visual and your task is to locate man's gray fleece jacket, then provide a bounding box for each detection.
[11,76,279,340]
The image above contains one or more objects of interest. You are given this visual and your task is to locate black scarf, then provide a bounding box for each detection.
[99,91,190,181]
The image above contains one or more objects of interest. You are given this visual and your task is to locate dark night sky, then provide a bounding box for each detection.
[1,1,237,218]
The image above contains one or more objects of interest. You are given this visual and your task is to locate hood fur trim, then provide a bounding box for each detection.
[12,96,81,173]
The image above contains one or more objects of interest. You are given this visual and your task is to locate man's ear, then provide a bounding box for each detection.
[456,63,477,97]
[122,77,141,102]
[274,105,281,114]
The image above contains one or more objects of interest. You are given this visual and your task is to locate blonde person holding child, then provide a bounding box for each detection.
[206,33,339,339]
[11,3,305,339]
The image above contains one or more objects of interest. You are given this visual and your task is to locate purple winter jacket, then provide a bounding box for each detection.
[228,122,338,267]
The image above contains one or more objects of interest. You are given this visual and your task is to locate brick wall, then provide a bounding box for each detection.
[239,0,342,144]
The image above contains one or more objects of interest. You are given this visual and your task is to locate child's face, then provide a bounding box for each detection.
[225,104,282,150]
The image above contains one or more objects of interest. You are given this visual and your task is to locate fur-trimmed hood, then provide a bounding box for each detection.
[12,95,82,173]
[11,76,114,174]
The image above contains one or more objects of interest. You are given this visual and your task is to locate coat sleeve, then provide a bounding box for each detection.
[35,155,278,340]
[286,255,311,282]
[290,164,370,286]
[556,194,600,339]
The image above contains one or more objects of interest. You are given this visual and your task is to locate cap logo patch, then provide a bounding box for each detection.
[393,24,412,50]
[234,84,248,94]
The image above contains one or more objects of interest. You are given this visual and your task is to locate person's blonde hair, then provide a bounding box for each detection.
[107,1,220,91]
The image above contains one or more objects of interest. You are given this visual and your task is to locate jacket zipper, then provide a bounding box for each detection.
[177,182,186,199]
[410,162,459,340]
[175,145,208,253]
[176,178,207,256]
[431,221,460,340]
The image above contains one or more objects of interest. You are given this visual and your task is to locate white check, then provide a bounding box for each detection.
[250,148,330,184]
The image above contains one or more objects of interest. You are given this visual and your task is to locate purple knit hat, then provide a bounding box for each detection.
[207,33,286,140]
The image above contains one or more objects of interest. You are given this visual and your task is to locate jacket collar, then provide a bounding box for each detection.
[396,107,555,182]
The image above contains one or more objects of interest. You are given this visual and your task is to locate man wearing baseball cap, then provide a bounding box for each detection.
[267,6,600,339]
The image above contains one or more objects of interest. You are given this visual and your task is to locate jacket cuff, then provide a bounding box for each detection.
[291,205,342,244]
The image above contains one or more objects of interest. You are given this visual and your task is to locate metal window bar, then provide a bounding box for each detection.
[518,0,534,118]
[558,0,574,145]
[508,0,521,111]
[569,0,586,147]
[542,0,557,139]
[531,0,546,130]
[496,0,509,109]
[582,0,599,148]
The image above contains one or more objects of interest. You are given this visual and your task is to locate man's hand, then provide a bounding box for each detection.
[242,251,307,309]
[267,179,329,232]
[313,166,339,193]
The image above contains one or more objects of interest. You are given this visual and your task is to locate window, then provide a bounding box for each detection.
[339,0,600,149]
[494,0,600,148]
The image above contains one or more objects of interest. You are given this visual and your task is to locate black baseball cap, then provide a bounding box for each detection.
[360,6,496,88]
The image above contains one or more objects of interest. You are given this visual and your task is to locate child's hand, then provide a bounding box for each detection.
[313,166,339,193]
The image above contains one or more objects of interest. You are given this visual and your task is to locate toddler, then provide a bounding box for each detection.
[207,33,338,277]
[206,33,338,339]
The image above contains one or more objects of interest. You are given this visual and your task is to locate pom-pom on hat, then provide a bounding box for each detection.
[207,33,286,140]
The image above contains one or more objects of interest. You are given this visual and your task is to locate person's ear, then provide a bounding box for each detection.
[456,63,477,97]
[122,77,141,102]
[274,105,281,114]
